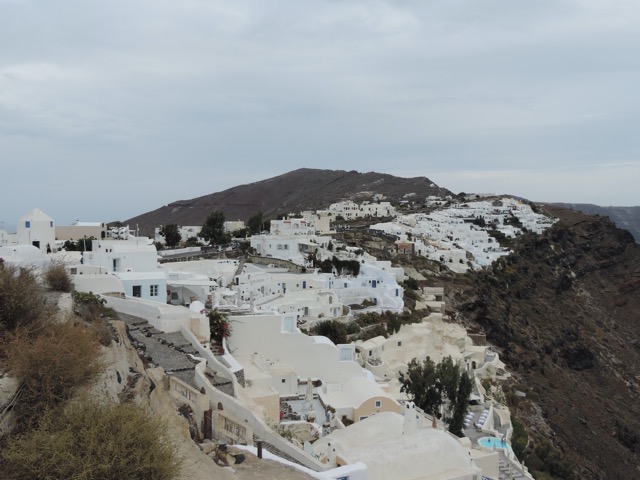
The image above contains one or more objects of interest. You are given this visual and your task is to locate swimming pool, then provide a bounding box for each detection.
[478,436,512,453]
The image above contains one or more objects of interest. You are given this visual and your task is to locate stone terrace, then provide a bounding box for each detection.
[118,312,233,396]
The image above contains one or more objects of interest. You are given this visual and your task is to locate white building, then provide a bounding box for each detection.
[317,262,405,314]
[227,313,365,385]
[300,211,332,234]
[318,376,401,423]
[311,409,488,480]
[327,201,397,221]
[0,244,48,267]
[370,197,556,272]
[16,208,56,253]
[154,225,203,245]
[269,218,315,236]
[163,269,216,307]
[250,233,332,266]
[82,237,167,303]
[0,228,13,247]
[224,220,245,234]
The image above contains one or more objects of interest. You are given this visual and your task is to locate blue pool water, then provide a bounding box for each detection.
[478,436,512,453]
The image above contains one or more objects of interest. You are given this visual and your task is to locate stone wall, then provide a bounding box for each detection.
[247,256,305,273]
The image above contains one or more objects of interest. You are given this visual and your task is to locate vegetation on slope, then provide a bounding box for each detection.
[1,396,180,480]
[0,263,182,480]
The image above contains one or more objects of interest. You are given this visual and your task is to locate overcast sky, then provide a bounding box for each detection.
[1,0,639,229]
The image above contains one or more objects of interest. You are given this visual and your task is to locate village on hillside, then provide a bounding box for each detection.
[0,195,557,480]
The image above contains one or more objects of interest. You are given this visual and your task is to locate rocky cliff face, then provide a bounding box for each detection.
[442,206,640,479]
[552,203,640,244]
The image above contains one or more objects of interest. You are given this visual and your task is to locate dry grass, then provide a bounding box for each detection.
[43,260,72,292]
[6,320,104,428]
[0,396,182,480]
[0,264,50,337]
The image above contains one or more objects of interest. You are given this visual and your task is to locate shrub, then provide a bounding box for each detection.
[6,321,104,427]
[208,310,231,344]
[0,264,49,336]
[311,320,348,345]
[72,290,112,323]
[511,417,529,460]
[0,396,182,480]
[44,261,72,292]
[345,322,361,334]
[403,277,419,290]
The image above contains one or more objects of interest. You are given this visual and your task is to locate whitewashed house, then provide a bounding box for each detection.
[154,225,203,245]
[16,208,56,253]
[227,313,365,385]
[82,237,167,303]
[250,233,332,266]
[300,211,332,234]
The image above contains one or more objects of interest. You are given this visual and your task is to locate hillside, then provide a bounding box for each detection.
[125,169,452,235]
[552,203,640,243]
[433,206,640,479]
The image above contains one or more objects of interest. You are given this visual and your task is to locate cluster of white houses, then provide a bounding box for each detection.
[371,198,556,273]
[0,206,538,480]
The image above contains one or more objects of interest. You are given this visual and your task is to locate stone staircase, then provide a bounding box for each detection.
[498,455,529,480]
[228,259,245,287]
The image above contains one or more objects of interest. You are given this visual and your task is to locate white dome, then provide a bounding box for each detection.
[314,412,475,480]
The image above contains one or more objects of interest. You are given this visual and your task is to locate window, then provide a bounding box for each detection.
[25,221,30,228]
[150,285,159,296]
[397,341,402,347]
[132,285,141,298]
[375,400,382,408]
[281,379,286,383]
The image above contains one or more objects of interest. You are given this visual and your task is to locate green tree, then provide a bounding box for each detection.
[403,277,419,290]
[183,236,203,247]
[159,224,181,248]
[449,371,472,437]
[398,356,442,417]
[208,310,231,345]
[311,320,348,345]
[247,211,265,235]
[398,355,472,436]
[62,236,95,252]
[320,259,334,273]
[200,211,229,245]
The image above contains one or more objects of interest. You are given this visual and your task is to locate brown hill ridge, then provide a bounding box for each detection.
[125,169,452,235]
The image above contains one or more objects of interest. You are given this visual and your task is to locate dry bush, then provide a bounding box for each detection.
[90,319,115,346]
[72,290,116,323]
[0,264,49,336]
[43,261,72,292]
[0,396,182,480]
[6,321,104,427]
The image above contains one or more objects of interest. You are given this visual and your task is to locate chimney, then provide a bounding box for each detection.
[403,401,417,435]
